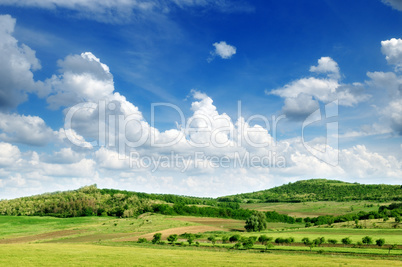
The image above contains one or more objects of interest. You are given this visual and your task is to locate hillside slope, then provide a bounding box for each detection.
[218,179,402,203]
[0,185,250,219]
[1,179,402,218]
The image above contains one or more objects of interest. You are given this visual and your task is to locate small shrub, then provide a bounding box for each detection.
[376,238,385,247]
[221,236,229,244]
[362,236,373,245]
[229,234,240,243]
[152,233,162,244]
[327,238,337,244]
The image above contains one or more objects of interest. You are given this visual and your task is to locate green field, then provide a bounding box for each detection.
[2,243,402,267]
[1,180,402,266]
[241,201,382,217]
[0,215,401,266]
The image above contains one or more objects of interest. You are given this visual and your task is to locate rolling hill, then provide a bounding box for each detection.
[1,179,402,219]
[218,179,402,203]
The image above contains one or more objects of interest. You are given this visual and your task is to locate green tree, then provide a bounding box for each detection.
[274,237,285,245]
[187,234,195,245]
[137,238,147,243]
[362,236,373,245]
[245,211,267,232]
[389,244,398,255]
[208,236,216,246]
[152,233,162,244]
[313,237,325,247]
[341,237,352,246]
[328,239,337,244]
[167,234,178,245]
[302,237,313,252]
[234,242,242,249]
[221,235,229,244]
[376,238,385,247]
[242,237,255,249]
[258,235,272,245]
[229,234,240,243]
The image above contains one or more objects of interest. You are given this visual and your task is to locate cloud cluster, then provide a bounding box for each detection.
[0,113,57,146]
[0,15,401,199]
[0,15,44,110]
[268,57,369,119]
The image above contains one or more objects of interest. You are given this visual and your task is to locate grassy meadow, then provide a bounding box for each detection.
[3,243,402,267]
[1,213,402,266]
[241,201,381,217]
[1,181,402,266]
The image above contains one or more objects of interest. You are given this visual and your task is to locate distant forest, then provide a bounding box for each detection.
[0,179,402,226]
[219,179,402,203]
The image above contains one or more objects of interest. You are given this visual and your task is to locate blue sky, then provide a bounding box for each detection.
[0,0,402,199]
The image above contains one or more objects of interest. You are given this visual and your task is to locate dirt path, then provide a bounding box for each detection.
[45,233,130,243]
[0,230,85,244]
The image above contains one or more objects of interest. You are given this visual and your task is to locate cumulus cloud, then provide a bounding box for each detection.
[0,113,57,146]
[309,56,340,80]
[268,57,369,119]
[0,15,45,110]
[381,38,402,71]
[46,52,114,109]
[366,71,402,135]
[208,41,236,61]
[0,142,20,167]
[282,93,319,119]
[0,15,400,198]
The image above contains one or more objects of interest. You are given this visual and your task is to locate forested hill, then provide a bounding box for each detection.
[1,179,402,218]
[218,179,402,203]
[0,185,250,218]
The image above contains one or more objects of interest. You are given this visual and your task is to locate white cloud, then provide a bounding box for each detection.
[46,52,115,109]
[209,41,236,61]
[384,99,402,134]
[0,142,20,167]
[0,113,57,146]
[382,0,402,11]
[381,38,402,71]
[282,93,319,119]
[310,56,340,80]
[268,57,369,119]
[0,15,400,199]
[365,71,402,134]
[0,15,45,110]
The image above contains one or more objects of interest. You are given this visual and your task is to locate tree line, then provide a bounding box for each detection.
[225,179,402,203]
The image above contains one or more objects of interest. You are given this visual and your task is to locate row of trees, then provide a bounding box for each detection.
[230,179,402,202]
[142,232,399,254]
[304,207,402,227]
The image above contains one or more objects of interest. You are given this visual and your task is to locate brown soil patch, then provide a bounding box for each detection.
[118,225,222,242]
[0,230,85,244]
[45,233,130,243]
[170,217,244,230]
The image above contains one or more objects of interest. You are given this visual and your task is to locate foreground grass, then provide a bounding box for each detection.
[1,243,401,266]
